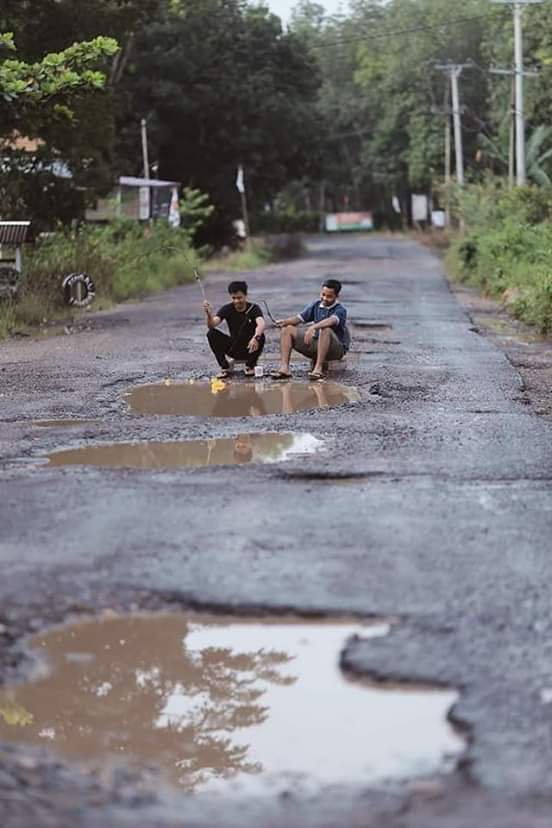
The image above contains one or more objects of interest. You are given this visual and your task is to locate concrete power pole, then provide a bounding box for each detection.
[491,64,538,185]
[492,0,542,186]
[436,63,472,186]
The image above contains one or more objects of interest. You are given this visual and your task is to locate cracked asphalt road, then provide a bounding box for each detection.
[1,235,552,826]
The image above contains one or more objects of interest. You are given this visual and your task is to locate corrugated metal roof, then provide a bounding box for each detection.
[0,221,33,245]
[119,176,179,188]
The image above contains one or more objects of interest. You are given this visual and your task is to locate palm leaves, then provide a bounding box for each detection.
[478,122,552,186]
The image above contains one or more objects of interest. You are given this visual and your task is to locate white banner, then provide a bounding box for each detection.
[236,165,245,194]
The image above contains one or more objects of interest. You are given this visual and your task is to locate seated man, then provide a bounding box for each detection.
[272,278,350,380]
[204,280,266,378]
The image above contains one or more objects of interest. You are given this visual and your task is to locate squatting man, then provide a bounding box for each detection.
[203,281,266,378]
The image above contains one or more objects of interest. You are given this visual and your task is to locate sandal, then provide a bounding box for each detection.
[270,370,292,380]
[308,371,324,381]
[216,368,232,379]
[244,367,255,377]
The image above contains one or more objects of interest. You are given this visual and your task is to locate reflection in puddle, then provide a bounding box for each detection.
[33,420,94,428]
[46,433,321,469]
[126,380,360,418]
[0,614,464,794]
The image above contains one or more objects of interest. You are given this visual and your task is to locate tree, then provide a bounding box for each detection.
[0,32,118,225]
[115,0,322,242]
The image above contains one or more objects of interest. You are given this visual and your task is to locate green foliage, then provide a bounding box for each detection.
[0,221,201,338]
[179,187,215,242]
[0,34,118,109]
[447,184,552,333]
[206,234,305,271]
[252,211,321,234]
[116,0,322,243]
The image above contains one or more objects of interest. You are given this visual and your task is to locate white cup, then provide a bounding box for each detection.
[254,365,264,378]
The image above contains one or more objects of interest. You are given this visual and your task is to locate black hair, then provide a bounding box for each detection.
[228,280,248,295]
[322,278,342,295]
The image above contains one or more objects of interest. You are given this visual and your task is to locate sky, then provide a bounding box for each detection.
[265,0,345,25]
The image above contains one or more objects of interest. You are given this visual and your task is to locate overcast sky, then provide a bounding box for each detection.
[265,0,345,24]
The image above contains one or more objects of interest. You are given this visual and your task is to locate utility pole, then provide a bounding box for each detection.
[141,118,150,180]
[491,0,542,185]
[430,84,452,223]
[435,63,473,186]
[490,65,537,185]
[140,118,152,222]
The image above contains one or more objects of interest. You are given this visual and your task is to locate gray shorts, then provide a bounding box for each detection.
[293,328,345,361]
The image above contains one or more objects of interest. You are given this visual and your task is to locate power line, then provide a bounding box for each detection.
[306,12,503,50]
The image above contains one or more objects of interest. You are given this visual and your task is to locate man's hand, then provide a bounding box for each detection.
[203,300,212,315]
[304,325,317,345]
[274,319,285,328]
[248,336,259,353]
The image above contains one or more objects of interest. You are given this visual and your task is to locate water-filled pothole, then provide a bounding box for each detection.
[45,433,321,469]
[0,613,464,794]
[126,380,360,417]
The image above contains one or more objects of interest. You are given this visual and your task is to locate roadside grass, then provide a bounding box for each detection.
[0,303,16,339]
[0,226,306,341]
[443,183,552,335]
[0,221,199,340]
[205,234,305,271]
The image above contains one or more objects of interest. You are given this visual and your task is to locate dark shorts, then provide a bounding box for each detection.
[293,328,345,361]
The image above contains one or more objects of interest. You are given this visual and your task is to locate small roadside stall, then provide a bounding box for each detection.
[0,221,33,299]
[85,176,180,224]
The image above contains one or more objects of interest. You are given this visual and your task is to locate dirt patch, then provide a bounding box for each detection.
[452,284,552,416]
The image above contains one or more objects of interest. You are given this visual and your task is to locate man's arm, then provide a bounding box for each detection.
[254,316,266,337]
[308,315,339,331]
[275,314,303,328]
[203,301,221,329]
[303,313,338,343]
[248,315,266,353]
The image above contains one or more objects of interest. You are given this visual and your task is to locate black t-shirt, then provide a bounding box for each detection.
[217,302,263,340]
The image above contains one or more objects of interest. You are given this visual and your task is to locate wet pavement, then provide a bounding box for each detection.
[0,613,463,792]
[1,235,552,827]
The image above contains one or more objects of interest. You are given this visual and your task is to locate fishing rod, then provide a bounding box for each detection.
[194,268,208,302]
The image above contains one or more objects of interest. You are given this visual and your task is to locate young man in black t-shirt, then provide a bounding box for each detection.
[204,280,266,378]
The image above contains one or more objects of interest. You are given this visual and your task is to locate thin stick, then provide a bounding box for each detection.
[194,268,207,302]
[262,299,278,325]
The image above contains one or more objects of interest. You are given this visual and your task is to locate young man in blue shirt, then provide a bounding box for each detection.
[271,278,349,380]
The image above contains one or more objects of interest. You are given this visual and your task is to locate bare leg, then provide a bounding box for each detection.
[312,328,331,374]
[278,325,297,373]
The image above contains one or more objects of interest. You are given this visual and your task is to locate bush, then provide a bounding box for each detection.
[0,220,199,337]
[252,211,321,234]
[447,183,552,334]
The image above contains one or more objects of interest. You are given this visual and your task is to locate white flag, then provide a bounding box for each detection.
[236,165,245,194]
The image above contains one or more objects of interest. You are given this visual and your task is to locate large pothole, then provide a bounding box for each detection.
[45,433,322,469]
[0,613,464,795]
[125,380,360,417]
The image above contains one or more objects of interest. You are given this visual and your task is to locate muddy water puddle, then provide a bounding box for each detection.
[126,380,360,418]
[0,613,464,794]
[46,433,321,469]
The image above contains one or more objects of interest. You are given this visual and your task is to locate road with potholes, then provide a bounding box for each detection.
[1,235,552,827]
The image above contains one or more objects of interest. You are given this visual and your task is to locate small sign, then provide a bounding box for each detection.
[411,194,429,223]
[139,186,151,221]
[62,273,96,308]
[325,212,374,232]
